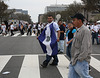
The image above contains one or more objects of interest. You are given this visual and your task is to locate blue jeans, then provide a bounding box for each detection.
[58,40,64,52]
[92,32,99,44]
[66,43,72,59]
[68,61,93,78]
[43,55,59,66]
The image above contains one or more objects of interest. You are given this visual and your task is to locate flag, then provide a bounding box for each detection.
[38,23,58,56]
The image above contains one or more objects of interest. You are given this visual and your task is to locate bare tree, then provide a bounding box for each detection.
[81,0,100,12]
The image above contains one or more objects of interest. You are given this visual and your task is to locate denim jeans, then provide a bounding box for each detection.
[92,32,99,44]
[43,55,59,66]
[58,40,64,52]
[68,60,93,78]
[66,43,72,59]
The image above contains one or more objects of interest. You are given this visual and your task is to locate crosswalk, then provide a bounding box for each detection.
[0,32,36,37]
[0,54,100,78]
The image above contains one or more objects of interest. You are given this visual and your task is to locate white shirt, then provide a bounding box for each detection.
[92,25,99,33]
[46,21,60,37]
[38,24,41,30]
[1,25,6,32]
[97,24,100,29]
[41,24,44,29]
[33,24,36,28]
[10,24,14,30]
[28,24,31,29]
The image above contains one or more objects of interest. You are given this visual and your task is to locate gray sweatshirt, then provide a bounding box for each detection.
[71,24,92,65]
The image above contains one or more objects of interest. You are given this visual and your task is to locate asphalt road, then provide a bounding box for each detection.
[0,32,100,78]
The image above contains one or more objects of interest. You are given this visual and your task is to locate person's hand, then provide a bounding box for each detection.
[57,38,60,42]
[64,37,66,40]
[67,41,71,44]
[37,36,38,40]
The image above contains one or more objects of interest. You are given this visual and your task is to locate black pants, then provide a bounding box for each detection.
[11,30,14,36]
[41,29,43,33]
[92,32,99,44]
[21,29,24,35]
[43,55,59,66]
[27,29,32,35]
[37,30,40,36]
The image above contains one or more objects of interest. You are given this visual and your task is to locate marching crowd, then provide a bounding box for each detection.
[37,13,100,78]
[0,13,100,78]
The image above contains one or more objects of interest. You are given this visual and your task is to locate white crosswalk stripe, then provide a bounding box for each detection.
[18,55,40,78]
[0,56,12,72]
[22,33,27,37]
[31,33,36,36]
[0,32,36,37]
[12,33,20,37]
[0,55,99,78]
[4,33,10,37]
[57,55,69,78]
[90,56,100,72]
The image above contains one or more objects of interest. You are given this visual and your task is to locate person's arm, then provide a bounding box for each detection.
[60,31,64,33]
[78,30,92,61]
[57,30,60,42]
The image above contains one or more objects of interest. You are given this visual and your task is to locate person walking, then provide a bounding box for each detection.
[38,15,60,68]
[92,22,99,45]
[66,23,76,59]
[1,23,6,36]
[10,22,14,36]
[68,13,93,78]
[58,20,65,54]
[20,24,24,35]
[27,23,32,35]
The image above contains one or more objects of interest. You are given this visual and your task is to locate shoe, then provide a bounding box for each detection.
[40,64,47,68]
[49,63,58,66]
[58,51,63,54]
[89,66,91,72]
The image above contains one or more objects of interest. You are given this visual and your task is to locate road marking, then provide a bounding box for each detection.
[31,33,36,36]
[18,55,40,78]
[57,55,69,78]
[12,33,20,37]
[0,34,2,36]
[90,56,100,72]
[91,54,100,56]
[0,56,12,72]
[22,33,27,37]
[4,34,10,37]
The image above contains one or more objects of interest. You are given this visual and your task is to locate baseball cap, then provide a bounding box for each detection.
[71,13,85,21]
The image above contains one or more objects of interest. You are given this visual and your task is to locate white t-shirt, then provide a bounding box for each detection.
[28,24,31,29]
[41,24,44,29]
[92,25,99,33]
[10,24,14,30]
[97,24,100,29]
[33,24,36,28]
[1,25,6,33]
[46,22,60,37]
[38,24,41,30]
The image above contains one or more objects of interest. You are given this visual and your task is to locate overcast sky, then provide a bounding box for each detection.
[6,0,81,22]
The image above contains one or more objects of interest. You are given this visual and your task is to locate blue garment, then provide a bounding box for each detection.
[92,32,99,44]
[58,40,64,52]
[66,43,72,59]
[38,23,58,56]
[68,61,93,78]
[66,29,76,42]
[66,28,76,59]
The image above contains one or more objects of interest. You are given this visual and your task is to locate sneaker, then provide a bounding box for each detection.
[89,66,91,72]
[40,64,47,68]
[58,51,63,54]
[49,63,58,66]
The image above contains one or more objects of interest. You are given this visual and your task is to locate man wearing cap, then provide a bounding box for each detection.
[68,13,93,78]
